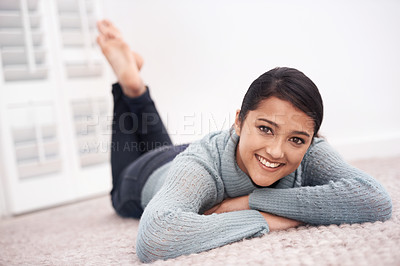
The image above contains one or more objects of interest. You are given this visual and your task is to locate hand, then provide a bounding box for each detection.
[259,212,304,231]
[204,195,250,215]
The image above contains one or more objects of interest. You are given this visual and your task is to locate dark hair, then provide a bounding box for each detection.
[238,67,324,137]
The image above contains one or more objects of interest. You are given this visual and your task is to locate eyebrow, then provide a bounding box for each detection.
[257,118,311,138]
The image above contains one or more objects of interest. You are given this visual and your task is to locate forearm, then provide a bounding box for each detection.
[204,195,303,231]
[137,205,269,263]
[137,160,270,263]
[249,179,392,225]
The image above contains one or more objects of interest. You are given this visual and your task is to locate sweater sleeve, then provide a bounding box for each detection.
[136,155,269,263]
[249,140,392,225]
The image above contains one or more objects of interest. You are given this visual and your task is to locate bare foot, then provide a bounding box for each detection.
[97,19,146,98]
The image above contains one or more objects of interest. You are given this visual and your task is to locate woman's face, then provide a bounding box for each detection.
[235,96,315,187]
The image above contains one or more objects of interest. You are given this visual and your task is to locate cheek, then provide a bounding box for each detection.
[240,133,263,155]
[286,148,307,167]
[238,138,252,158]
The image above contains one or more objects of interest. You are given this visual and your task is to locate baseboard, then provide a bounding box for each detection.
[328,134,400,161]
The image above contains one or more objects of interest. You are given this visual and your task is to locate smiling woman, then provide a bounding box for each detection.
[233,67,321,188]
[235,96,315,187]
[96,19,393,263]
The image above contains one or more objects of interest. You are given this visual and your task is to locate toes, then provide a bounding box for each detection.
[102,19,111,26]
[105,31,116,39]
[97,19,122,40]
[96,35,109,54]
[97,19,112,36]
[100,19,115,30]
[96,20,107,35]
[107,23,121,36]
[96,35,104,46]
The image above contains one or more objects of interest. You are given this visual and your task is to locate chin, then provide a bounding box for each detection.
[252,176,278,187]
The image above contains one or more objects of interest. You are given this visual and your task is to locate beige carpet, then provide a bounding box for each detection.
[1,156,400,265]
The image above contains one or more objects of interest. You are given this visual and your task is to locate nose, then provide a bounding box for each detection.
[266,139,284,159]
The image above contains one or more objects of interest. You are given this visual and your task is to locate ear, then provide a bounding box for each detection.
[234,109,241,136]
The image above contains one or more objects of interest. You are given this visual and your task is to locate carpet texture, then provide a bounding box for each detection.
[1,156,399,265]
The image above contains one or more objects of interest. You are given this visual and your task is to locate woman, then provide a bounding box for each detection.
[97,20,392,263]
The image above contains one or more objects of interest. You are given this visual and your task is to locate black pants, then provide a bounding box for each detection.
[110,83,187,218]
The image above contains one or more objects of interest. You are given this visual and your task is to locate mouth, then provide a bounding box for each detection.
[255,154,284,171]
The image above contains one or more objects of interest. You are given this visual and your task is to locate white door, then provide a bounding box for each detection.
[0,0,112,215]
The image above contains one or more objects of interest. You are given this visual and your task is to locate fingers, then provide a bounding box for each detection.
[203,204,220,215]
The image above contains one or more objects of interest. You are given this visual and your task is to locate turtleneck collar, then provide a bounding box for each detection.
[220,129,257,197]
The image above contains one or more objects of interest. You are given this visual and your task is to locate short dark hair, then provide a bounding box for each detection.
[238,67,324,137]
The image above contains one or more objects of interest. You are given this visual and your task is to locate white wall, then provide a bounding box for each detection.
[0,132,9,217]
[102,0,400,160]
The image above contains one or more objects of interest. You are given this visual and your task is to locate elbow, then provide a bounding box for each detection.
[369,181,393,222]
[337,184,393,225]
[136,231,154,263]
[359,186,393,224]
[136,209,182,263]
[353,175,393,223]
[136,237,157,263]
[136,217,164,263]
[136,237,149,263]
[374,192,392,222]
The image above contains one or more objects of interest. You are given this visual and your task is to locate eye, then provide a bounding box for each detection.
[290,137,305,145]
[258,126,273,134]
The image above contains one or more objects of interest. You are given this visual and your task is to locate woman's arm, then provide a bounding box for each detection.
[204,195,303,231]
[136,156,269,263]
[248,140,392,225]
[259,212,304,231]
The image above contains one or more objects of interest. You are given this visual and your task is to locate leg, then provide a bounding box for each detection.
[110,83,174,218]
[112,143,188,218]
[122,88,172,154]
[97,20,174,217]
[97,19,146,98]
[98,19,173,180]
[97,18,148,185]
[110,83,142,188]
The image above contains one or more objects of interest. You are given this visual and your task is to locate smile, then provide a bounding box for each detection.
[256,155,283,169]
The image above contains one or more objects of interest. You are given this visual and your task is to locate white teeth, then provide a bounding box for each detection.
[257,155,281,168]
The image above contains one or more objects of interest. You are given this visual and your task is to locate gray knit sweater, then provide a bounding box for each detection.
[137,129,392,263]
